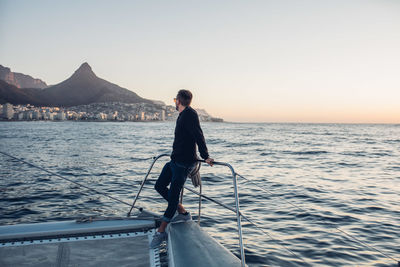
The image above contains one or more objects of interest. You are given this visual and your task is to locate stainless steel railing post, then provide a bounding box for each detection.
[127,153,170,217]
[220,162,246,267]
[198,160,246,267]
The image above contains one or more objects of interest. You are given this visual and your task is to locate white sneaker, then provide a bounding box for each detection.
[150,231,167,249]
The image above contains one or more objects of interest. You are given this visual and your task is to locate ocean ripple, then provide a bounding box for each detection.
[1,122,399,266]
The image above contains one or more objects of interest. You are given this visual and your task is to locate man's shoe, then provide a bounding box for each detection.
[150,231,167,249]
[171,212,192,223]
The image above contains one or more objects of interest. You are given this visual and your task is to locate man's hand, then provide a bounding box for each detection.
[205,158,214,166]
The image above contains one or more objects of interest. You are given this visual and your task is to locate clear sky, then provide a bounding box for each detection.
[1,0,399,123]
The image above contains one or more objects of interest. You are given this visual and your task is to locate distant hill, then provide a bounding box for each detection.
[0,65,48,89]
[0,62,154,107]
[38,62,153,107]
[0,80,43,105]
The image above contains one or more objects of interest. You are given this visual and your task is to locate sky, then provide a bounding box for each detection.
[0,0,399,123]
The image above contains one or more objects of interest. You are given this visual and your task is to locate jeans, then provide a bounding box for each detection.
[154,160,195,222]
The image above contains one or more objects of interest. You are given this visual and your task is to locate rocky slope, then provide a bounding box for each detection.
[0,65,47,89]
[0,80,43,105]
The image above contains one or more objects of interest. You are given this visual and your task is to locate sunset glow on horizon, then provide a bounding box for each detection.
[1,0,399,123]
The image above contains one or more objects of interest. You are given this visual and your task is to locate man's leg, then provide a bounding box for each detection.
[150,161,190,248]
[162,161,188,223]
[154,162,172,201]
[157,205,187,233]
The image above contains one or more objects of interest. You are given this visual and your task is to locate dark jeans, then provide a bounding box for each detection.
[154,160,194,222]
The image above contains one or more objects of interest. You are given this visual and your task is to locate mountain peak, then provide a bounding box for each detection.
[76,62,93,72]
[72,62,96,78]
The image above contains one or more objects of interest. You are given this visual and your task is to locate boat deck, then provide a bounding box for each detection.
[0,216,243,267]
[168,221,242,267]
[0,218,160,267]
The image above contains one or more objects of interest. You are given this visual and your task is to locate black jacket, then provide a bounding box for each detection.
[171,106,209,164]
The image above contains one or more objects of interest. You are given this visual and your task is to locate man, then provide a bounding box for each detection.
[150,89,214,248]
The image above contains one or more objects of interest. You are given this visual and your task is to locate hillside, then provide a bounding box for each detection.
[0,80,44,105]
[0,65,47,89]
[39,63,153,107]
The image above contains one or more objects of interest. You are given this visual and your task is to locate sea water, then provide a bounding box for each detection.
[0,121,399,266]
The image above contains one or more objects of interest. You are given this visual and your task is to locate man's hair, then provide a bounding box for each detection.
[177,89,193,106]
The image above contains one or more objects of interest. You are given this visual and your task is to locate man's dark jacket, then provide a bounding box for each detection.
[171,106,209,164]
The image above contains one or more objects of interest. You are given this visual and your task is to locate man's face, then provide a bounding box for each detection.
[174,97,179,111]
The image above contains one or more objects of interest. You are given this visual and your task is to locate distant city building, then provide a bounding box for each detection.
[2,103,14,120]
[33,111,41,120]
[98,113,107,120]
[1,102,220,122]
[46,111,54,120]
[107,112,116,120]
[57,111,66,120]
[27,111,33,120]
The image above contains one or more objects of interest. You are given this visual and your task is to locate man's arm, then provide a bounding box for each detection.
[185,111,209,160]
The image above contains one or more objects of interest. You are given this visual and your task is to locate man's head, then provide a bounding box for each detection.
[175,89,193,111]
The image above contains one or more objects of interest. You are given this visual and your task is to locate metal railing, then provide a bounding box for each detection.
[127,154,246,267]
